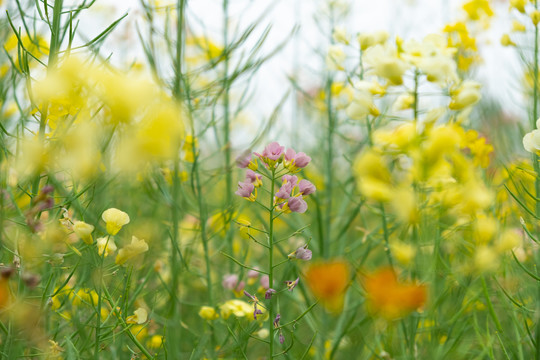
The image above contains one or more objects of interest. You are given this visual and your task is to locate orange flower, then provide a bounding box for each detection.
[0,276,10,310]
[363,268,427,320]
[305,260,350,314]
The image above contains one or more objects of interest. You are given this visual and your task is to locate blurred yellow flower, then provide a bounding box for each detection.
[71,289,98,307]
[462,0,493,21]
[500,34,516,47]
[512,20,527,32]
[102,208,130,235]
[127,307,148,324]
[531,10,540,26]
[73,221,95,244]
[97,237,117,257]
[199,306,219,320]
[357,31,389,50]
[147,335,164,349]
[219,300,253,320]
[495,229,522,253]
[510,0,526,13]
[115,236,149,266]
[474,246,499,273]
[391,241,417,266]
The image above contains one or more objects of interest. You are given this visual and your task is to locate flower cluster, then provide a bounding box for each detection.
[235,142,316,213]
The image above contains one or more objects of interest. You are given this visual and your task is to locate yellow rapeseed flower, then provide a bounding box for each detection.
[71,289,98,307]
[199,306,219,320]
[219,300,253,320]
[97,237,117,257]
[126,308,148,324]
[102,208,130,235]
[474,246,499,273]
[510,0,527,13]
[115,236,149,265]
[72,221,95,244]
[147,335,164,349]
[531,10,540,26]
[500,34,516,47]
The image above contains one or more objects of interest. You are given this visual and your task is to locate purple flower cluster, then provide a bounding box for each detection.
[234,169,262,201]
[275,175,316,213]
[235,142,316,211]
[242,142,311,171]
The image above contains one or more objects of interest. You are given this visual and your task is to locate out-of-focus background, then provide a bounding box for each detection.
[68,0,519,143]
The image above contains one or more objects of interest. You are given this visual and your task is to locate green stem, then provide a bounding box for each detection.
[222,0,235,266]
[166,0,186,356]
[324,75,334,259]
[32,0,64,202]
[481,276,503,333]
[101,282,154,359]
[413,69,419,124]
[94,235,110,359]
[268,168,276,358]
[533,4,540,359]
[379,204,394,270]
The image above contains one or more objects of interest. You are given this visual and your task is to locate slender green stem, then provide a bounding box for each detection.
[32,0,64,203]
[412,69,419,124]
[324,75,334,259]
[167,0,186,356]
[379,204,394,270]
[101,282,153,359]
[532,4,540,359]
[481,276,503,334]
[359,48,373,147]
[94,235,110,359]
[268,168,276,358]
[222,0,234,265]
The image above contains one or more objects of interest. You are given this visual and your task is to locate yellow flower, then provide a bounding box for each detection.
[391,241,416,266]
[345,90,379,118]
[115,236,149,265]
[72,221,95,244]
[449,81,481,110]
[474,246,499,273]
[147,335,164,349]
[219,300,253,320]
[182,135,199,163]
[495,229,521,253]
[500,34,515,47]
[363,44,409,85]
[531,10,540,26]
[326,45,346,71]
[332,26,349,45]
[393,94,415,111]
[102,208,130,235]
[130,324,148,341]
[473,216,498,244]
[357,31,389,50]
[127,307,148,324]
[512,20,527,32]
[353,150,394,202]
[462,0,493,21]
[199,306,219,320]
[71,289,98,307]
[97,237,117,257]
[510,0,526,13]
